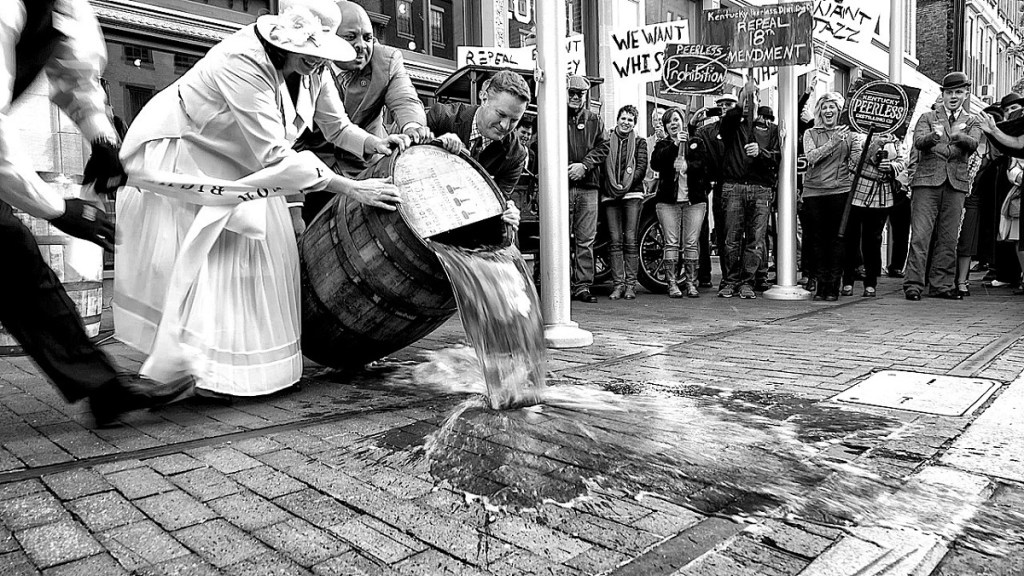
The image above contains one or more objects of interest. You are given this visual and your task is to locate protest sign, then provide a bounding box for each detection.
[660,44,730,95]
[813,0,881,45]
[456,35,585,76]
[609,21,690,81]
[705,2,814,68]
[846,80,921,139]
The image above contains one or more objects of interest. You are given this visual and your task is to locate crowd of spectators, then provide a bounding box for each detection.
[530,70,1023,303]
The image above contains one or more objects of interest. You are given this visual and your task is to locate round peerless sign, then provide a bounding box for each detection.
[846,80,921,138]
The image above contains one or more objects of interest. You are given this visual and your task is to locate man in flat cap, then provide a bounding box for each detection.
[565,75,609,303]
[904,71,982,300]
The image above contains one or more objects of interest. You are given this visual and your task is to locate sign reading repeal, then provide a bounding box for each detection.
[456,35,585,76]
[660,44,730,95]
[705,2,814,68]
[609,21,691,82]
[846,80,922,139]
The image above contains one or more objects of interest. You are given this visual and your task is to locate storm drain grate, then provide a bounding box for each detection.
[832,370,1001,417]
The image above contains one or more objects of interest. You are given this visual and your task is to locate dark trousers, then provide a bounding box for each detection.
[886,197,911,273]
[698,182,724,284]
[0,202,118,402]
[803,194,846,290]
[903,184,966,295]
[722,183,773,288]
[844,205,890,289]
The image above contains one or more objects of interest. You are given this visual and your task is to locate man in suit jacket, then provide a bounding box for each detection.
[904,71,982,300]
[427,69,530,197]
[296,0,429,222]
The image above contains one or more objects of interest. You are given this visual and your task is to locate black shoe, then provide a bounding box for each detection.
[905,291,922,301]
[572,290,598,303]
[887,269,905,278]
[806,279,817,294]
[929,291,962,300]
[753,282,773,292]
[90,375,194,428]
[698,280,714,288]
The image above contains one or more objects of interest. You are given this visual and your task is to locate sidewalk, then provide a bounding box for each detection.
[0,275,1022,575]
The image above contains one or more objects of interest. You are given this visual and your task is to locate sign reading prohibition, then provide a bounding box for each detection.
[660,44,730,94]
[846,80,922,139]
[705,2,814,68]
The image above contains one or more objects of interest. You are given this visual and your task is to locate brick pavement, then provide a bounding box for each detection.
[0,276,1021,574]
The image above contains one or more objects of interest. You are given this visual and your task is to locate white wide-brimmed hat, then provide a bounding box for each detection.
[256,0,355,62]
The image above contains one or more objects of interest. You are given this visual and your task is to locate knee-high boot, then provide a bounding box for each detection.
[682,259,700,298]
[665,259,682,298]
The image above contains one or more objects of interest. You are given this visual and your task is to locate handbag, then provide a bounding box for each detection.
[999,186,1021,241]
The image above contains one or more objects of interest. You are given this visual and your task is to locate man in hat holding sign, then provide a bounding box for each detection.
[904,71,982,301]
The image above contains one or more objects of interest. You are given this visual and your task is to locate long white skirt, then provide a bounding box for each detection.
[113,139,302,396]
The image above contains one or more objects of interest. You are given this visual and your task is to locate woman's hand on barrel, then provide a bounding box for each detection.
[340,177,402,211]
[501,200,521,229]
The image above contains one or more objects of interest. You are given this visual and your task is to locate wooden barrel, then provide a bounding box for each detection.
[0,183,104,355]
[300,146,506,369]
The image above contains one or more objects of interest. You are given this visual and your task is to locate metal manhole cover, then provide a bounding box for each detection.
[832,370,1001,416]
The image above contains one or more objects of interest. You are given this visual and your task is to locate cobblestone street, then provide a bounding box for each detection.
[0,277,1022,575]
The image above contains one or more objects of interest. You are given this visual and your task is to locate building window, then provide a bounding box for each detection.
[430,6,445,48]
[567,0,582,34]
[173,53,200,75]
[124,85,156,124]
[123,44,153,69]
[396,0,414,38]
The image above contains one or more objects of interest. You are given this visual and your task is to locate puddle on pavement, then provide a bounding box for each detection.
[333,347,1023,557]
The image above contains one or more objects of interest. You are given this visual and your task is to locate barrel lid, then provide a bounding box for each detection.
[391,145,504,241]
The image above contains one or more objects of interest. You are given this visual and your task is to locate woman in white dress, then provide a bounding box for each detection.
[113,0,407,397]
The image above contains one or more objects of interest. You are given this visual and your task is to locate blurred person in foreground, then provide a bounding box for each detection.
[0,0,190,426]
[601,104,648,300]
[903,72,981,301]
[114,0,411,399]
[294,0,430,223]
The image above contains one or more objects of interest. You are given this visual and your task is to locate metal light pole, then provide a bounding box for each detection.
[536,0,592,347]
[764,1,811,300]
[889,0,903,82]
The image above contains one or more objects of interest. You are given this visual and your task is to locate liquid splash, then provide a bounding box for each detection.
[428,242,546,409]
[359,354,1024,558]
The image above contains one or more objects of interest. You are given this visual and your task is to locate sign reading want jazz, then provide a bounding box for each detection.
[705,2,814,68]
[660,44,730,95]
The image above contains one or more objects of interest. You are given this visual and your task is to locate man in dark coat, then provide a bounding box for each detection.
[0,0,191,427]
[427,70,530,197]
[426,69,530,246]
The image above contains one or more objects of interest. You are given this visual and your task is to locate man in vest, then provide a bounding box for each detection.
[904,71,982,300]
[295,0,430,223]
[0,0,191,426]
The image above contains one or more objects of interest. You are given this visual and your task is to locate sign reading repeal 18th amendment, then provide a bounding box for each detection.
[705,2,814,68]
[456,35,585,76]
[609,21,690,82]
[660,44,730,95]
[846,80,922,139]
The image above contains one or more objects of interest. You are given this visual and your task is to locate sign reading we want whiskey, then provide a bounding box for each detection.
[705,2,814,69]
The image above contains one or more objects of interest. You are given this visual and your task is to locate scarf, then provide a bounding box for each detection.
[605,129,637,197]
